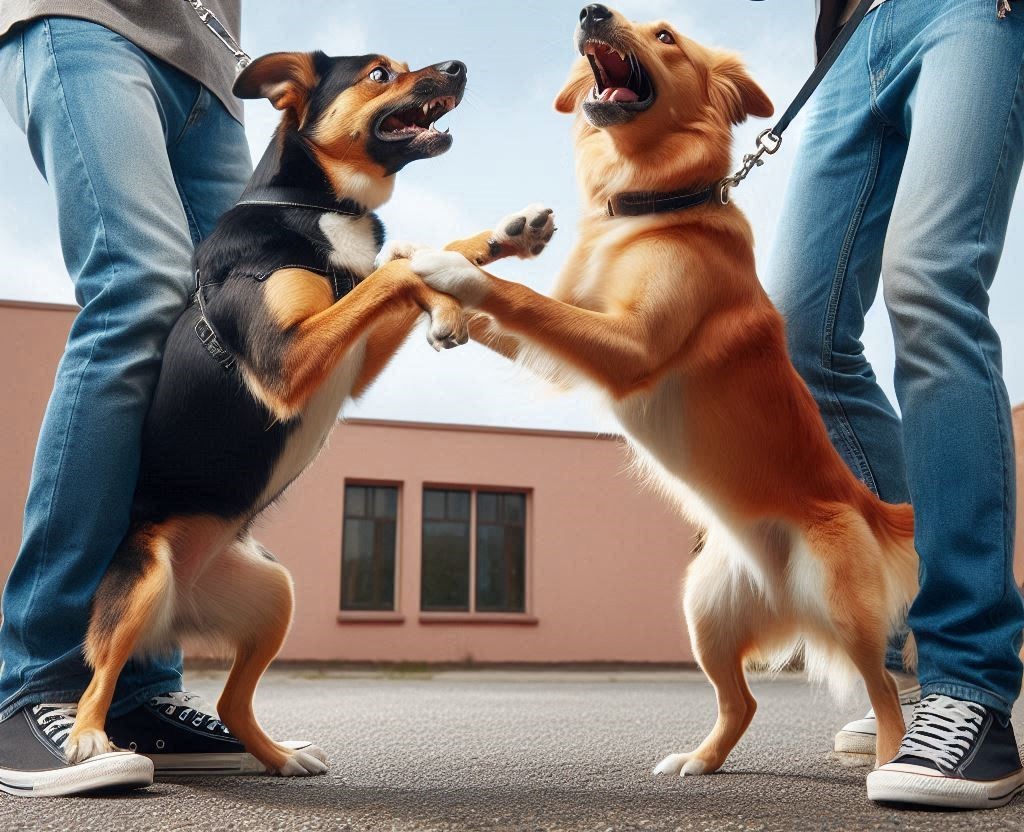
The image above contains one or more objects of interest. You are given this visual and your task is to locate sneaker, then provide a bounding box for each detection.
[867,694,1024,809]
[0,704,153,797]
[834,674,922,755]
[106,690,327,776]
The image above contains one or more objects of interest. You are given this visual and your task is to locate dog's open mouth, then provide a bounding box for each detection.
[581,40,655,125]
[375,96,458,143]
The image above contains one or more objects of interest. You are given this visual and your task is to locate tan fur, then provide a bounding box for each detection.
[417,8,919,774]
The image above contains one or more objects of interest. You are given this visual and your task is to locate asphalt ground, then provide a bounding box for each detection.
[3,668,1023,832]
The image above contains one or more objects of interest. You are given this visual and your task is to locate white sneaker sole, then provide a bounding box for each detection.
[0,751,153,798]
[867,766,1024,809]
[150,741,327,776]
[834,729,876,756]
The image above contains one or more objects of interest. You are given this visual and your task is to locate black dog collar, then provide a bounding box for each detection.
[237,186,366,218]
[606,183,722,218]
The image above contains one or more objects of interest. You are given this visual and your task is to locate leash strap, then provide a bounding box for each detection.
[181,0,252,72]
[718,0,877,204]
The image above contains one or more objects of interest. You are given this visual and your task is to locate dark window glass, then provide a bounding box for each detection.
[421,488,471,611]
[475,492,526,613]
[341,484,398,611]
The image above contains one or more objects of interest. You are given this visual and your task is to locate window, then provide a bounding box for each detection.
[341,484,398,611]
[421,489,471,611]
[421,488,527,614]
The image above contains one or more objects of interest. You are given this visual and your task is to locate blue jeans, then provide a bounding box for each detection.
[769,0,1024,715]
[0,18,251,720]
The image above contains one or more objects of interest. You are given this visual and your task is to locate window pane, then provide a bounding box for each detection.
[423,489,446,520]
[475,492,526,613]
[502,493,525,525]
[374,486,398,519]
[341,488,397,611]
[345,485,366,517]
[421,519,470,611]
[448,490,470,520]
[477,492,498,523]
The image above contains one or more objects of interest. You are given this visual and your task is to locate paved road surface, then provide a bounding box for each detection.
[3,668,1023,831]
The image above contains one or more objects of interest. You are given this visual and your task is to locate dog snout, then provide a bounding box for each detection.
[434,60,467,79]
[580,4,613,30]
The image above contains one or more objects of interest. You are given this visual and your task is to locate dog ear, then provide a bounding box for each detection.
[554,59,593,114]
[233,52,319,117]
[707,52,774,124]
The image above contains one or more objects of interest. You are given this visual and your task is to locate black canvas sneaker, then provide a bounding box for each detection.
[834,673,922,755]
[0,704,153,797]
[867,694,1024,809]
[106,691,327,776]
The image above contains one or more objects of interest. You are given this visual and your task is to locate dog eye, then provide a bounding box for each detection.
[657,30,675,44]
[368,66,390,83]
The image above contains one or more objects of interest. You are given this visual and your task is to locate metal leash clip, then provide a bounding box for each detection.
[718,129,782,205]
[182,0,252,72]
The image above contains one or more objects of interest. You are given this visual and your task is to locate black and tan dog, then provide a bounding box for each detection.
[64,50,555,775]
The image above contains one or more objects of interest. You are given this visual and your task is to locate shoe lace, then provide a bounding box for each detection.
[897,694,987,771]
[150,690,230,734]
[31,703,78,748]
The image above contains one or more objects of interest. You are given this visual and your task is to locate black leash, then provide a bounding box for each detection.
[608,0,877,217]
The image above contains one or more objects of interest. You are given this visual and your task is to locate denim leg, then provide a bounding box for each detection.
[0,18,247,719]
[873,0,1024,716]
[768,8,910,508]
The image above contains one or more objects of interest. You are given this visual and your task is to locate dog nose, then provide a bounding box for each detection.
[435,60,467,78]
[580,4,612,26]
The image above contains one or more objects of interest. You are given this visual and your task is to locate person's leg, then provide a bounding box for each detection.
[766,5,911,680]
[0,17,242,720]
[873,0,1024,716]
[768,6,910,509]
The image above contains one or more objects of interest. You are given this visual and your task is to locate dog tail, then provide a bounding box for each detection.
[864,498,920,673]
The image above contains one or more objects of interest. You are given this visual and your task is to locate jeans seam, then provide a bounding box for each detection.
[172,84,206,148]
[17,30,28,123]
[817,125,887,496]
[967,47,1024,609]
[22,21,120,650]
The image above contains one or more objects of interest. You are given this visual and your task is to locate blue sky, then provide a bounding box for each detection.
[2,1,1022,431]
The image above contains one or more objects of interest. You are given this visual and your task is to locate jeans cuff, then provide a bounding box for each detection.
[0,672,183,723]
[921,679,1013,718]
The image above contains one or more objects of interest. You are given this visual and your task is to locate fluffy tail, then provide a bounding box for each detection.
[865,499,920,673]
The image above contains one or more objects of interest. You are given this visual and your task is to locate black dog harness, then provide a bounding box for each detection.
[192,188,369,373]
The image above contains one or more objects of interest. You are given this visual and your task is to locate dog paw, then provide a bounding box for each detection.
[652,752,713,777]
[275,749,329,777]
[491,203,556,259]
[376,240,428,268]
[425,307,470,352]
[65,728,114,764]
[411,250,490,308]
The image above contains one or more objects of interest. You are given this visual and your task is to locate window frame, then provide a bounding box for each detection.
[339,479,403,617]
[419,483,533,620]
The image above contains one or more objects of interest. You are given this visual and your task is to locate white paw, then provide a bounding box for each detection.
[65,728,114,764]
[491,203,556,259]
[411,250,490,307]
[652,753,710,777]
[375,240,428,268]
[276,749,329,777]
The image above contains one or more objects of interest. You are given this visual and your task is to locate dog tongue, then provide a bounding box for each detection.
[600,87,639,103]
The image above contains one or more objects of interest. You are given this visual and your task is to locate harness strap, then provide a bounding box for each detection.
[193,271,236,373]
[236,186,366,218]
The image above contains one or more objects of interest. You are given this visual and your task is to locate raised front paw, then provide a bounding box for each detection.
[490,204,556,260]
[375,240,428,268]
[411,250,490,308]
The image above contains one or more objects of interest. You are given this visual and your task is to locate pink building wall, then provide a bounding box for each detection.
[2,301,1024,666]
